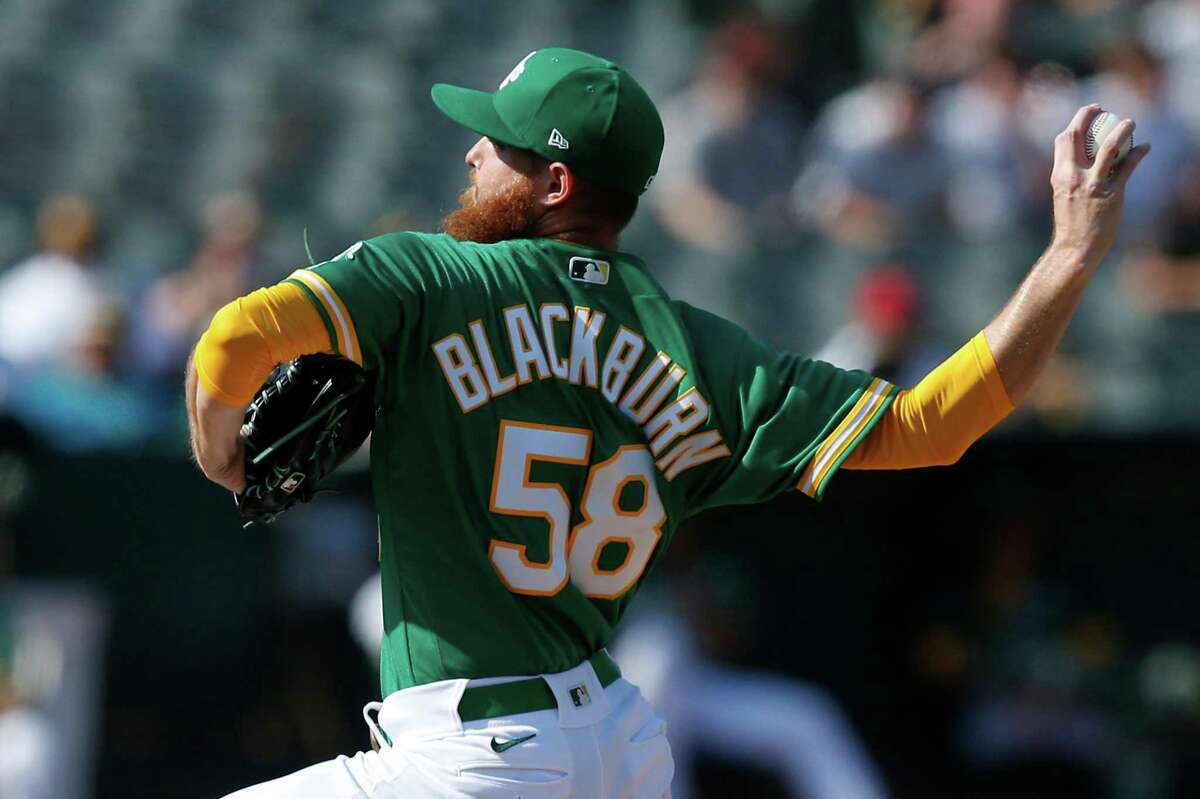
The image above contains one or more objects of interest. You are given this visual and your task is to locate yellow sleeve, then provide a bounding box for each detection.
[843,332,1014,470]
[194,281,335,407]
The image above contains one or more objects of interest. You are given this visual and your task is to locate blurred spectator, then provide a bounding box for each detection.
[1120,162,1200,421]
[0,300,165,451]
[815,263,944,388]
[1124,163,1200,313]
[0,195,110,369]
[0,195,168,450]
[0,600,55,799]
[130,191,265,380]
[929,51,1050,238]
[908,0,1014,85]
[1010,0,1130,72]
[0,583,108,799]
[1140,0,1200,135]
[794,76,950,250]
[652,15,805,255]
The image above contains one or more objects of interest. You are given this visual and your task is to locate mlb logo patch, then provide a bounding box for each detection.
[568,257,609,286]
[568,684,591,708]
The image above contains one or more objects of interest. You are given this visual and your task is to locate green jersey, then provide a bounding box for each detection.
[287,232,897,694]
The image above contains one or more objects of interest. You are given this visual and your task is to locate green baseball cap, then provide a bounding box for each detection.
[431,48,664,196]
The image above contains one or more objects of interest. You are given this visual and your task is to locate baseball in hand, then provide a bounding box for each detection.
[1084,110,1132,168]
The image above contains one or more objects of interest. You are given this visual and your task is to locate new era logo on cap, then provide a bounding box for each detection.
[548,128,569,150]
[568,256,609,285]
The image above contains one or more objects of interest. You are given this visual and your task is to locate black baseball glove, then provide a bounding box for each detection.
[235,353,376,525]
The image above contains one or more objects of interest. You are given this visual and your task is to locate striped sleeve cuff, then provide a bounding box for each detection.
[796,377,897,500]
[286,268,363,365]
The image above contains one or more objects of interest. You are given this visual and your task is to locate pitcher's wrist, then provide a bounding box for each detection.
[1044,237,1103,276]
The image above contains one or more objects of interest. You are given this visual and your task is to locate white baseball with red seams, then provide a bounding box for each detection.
[1084,111,1132,166]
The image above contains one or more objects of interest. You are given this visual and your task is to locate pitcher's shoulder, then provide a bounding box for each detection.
[366,230,461,259]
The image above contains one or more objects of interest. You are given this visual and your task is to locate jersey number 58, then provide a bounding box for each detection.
[488,419,666,600]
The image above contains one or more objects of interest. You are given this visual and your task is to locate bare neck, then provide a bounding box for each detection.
[532,209,619,252]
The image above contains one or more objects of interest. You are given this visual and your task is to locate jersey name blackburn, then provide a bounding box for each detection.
[431,303,730,482]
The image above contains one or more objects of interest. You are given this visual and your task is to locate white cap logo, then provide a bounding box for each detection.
[548,129,569,150]
[499,51,536,90]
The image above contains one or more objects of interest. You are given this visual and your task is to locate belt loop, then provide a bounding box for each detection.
[541,658,610,729]
[362,701,392,749]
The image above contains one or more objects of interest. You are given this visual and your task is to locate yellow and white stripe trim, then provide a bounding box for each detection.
[797,378,893,497]
[288,268,362,365]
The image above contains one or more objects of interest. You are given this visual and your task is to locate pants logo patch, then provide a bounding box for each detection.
[568,683,591,708]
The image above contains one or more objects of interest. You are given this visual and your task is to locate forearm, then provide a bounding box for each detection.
[187,346,250,492]
[186,349,201,464]
[983,242,1094,407]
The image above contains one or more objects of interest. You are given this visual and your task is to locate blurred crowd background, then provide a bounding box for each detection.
[2,0,1200,797]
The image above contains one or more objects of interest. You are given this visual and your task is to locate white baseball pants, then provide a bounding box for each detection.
[220,656,674,798]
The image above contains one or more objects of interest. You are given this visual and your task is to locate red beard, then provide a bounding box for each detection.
[440,176,538,244]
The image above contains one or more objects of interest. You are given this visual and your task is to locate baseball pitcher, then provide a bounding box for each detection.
[186,48,1147,798]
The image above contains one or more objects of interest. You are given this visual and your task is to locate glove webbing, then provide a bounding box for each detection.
[241,386,362,528]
